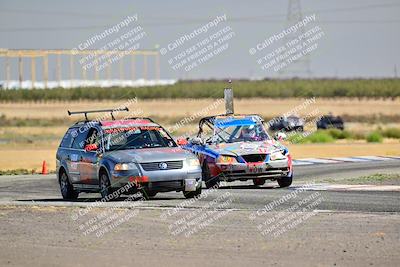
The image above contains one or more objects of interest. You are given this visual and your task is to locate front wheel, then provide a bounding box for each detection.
[100,172,116,200]
[203,162,220,189]
[183,186,202,199]
[141,189,157,200]
[253,178,266,186]
[59,172,79,200]
[277,174,293,188]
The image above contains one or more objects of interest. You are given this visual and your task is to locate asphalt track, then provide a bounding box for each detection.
[0,160,399,212]
[0,160,399,266]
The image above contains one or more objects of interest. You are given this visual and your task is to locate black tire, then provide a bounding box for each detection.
[59,171,79,200]
[277,175,293,188]
[183,186,202,199]
[297,126,304,132]
[253,178,266,186]
[99,171,116,200]
[141,189,157,200]
[203,162,220,189]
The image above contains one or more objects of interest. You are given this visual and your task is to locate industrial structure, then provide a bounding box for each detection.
[279,0,312,77]
[0,48,160,89]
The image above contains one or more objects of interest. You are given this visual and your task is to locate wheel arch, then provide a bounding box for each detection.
[98,164,112,184]
[58,166,70,183]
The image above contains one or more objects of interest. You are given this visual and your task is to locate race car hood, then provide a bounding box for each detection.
[207,140,286,157]
[104,147,194,163]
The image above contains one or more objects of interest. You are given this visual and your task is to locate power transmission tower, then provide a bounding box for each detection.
[279,0,312,78]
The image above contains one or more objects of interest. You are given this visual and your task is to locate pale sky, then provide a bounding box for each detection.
[0,0,399,80]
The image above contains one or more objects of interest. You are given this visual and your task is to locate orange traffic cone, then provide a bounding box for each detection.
[41,160,48,175]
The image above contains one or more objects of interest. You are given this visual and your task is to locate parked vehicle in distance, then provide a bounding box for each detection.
[181,114,293,189]
[269,115,304,132]
[56,108,202,200]
[317,114,344,130]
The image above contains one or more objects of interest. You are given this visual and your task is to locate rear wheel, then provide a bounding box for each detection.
[253,178,266,186]
[59,171,79,200]
[277,174,293,188]
[203,162,220,189]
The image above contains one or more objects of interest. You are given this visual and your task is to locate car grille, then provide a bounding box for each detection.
[140,160,183,171]
[242,154,267,163]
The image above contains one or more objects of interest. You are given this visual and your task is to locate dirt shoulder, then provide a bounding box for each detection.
[312,173,400,186]
[0,205,399,267]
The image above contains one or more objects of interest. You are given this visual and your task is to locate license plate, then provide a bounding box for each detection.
[248,164,264,173]
[184,179,197,192]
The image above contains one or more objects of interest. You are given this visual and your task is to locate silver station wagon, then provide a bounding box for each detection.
[56,108,202,200]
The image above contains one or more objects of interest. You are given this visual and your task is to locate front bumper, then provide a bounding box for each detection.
[216,159,290,181]
[145,178,201,192]
[110,167,202,192]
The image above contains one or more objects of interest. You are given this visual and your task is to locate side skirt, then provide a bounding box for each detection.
[73,183,100,193]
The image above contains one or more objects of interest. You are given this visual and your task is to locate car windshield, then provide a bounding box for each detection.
[212,123,270,143]
[103,126,176,151]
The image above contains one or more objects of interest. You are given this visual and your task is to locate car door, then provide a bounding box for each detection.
[79,127,101,185]
[63,127,80,184]
[70,128,88,184]
[57,128,77,181]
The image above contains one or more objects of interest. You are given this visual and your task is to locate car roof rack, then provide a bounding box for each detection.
[68,107,129,121]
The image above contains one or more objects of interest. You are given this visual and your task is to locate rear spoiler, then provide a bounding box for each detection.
[67,107,129,121]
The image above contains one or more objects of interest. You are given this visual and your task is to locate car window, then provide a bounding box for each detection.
[200,125,214,141]
[72,129,88,149]
[60,128,76,148]
[85,128,100,146]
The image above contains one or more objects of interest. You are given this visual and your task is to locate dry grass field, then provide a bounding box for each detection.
[1,98,400,119]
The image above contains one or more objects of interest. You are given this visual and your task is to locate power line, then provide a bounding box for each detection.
[2,18,400,33]
[302,2,400,15]
[1,2,400,32]
[0,8,114,18]
[1,1,399,19]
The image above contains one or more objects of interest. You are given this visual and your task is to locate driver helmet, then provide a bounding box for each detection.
[242,125,256,139]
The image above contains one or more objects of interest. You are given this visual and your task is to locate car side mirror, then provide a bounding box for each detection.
[190,137,204,146]
[176,137,188,146]
[274,132,287,141]
[84,143,98,152]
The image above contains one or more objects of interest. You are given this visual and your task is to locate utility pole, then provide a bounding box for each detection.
[224,80,234,115]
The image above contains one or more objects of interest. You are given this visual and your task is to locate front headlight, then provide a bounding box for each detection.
[270,151,287,161]
[185,158,200,167]
[216,155,238,164]
[114,163,137,171]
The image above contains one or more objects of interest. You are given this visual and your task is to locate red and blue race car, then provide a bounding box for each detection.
[182,114,293,188]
